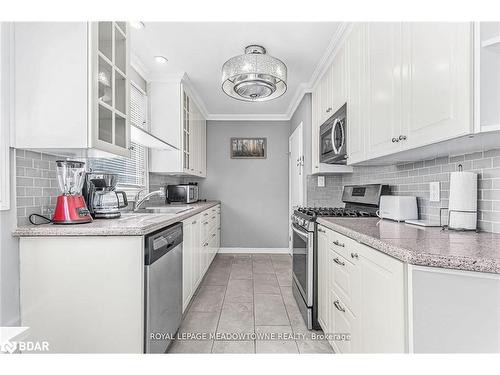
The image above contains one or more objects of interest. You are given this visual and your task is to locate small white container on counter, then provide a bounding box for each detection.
[377,196,418,222]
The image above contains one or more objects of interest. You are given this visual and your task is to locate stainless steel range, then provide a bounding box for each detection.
[291,183,390,330]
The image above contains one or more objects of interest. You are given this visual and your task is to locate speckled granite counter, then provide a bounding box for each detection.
[316,217,500,274]
[13,201,220,237]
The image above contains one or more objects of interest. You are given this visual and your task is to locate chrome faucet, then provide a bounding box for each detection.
[133,187,166,211]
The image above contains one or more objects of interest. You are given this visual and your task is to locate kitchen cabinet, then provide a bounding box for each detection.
[182,204,220,312]
[310,45,353,175]
[14,22,131,158]
[0,23,11,210]
[149,79,207,177]
[364,22,403,159]
[318,224,406,353]
[474,22,500,133]
[343,22,474,165]
[317,226,329,331]
[402,22,472,149]
[345,23,367,164]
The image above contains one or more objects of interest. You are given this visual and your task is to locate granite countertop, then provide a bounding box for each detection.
[316,217,500,274]
[13,201,220,237]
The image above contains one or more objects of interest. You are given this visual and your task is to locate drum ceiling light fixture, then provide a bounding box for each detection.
[221,45,287,102]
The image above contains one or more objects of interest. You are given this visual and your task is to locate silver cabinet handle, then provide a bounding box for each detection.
[391,137,399,143]
[211,216,215,219]
[192,220,197,224]
[212,233,216,238]
[333,240,345,247]
[204,242,208,247]
[333,300,345,313]
[204,213,209,216]
[317,228,325,233]
[399,135,407,141]
[333,257,345,266]
[350,252,359,259]
[203,221,208,225]
[326,107,332,113]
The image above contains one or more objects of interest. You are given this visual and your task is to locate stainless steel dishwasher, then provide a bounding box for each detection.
[144,222,183,353]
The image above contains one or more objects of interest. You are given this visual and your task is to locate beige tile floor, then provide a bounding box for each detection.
[168,253,333,354]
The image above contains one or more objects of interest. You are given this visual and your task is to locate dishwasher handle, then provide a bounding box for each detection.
[145,223,183,265]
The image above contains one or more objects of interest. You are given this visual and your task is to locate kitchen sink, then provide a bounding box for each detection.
[133,206,195,215]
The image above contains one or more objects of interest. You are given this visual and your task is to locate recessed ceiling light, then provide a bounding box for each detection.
[154,56,168,64]
[130,21,145,30]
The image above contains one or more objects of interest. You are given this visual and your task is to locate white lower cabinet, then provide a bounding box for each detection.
[317,226,329,331]
[182,204,220,312]
[318,224,406,353]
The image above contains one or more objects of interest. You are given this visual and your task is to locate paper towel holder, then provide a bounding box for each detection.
[439,208,480,233]
[439,164,479,232]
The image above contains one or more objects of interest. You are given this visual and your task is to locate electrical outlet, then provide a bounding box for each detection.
[317,176,325,187]
[429,181,440,202]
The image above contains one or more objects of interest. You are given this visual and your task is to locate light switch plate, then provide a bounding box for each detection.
[429,181,440,202]
[317,176,325,187]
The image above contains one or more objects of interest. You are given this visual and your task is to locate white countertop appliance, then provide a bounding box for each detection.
[377,195,418,222]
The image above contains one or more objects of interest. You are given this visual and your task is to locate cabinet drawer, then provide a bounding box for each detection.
[328,230,359,262]
[330,289,356,354]
[330,249,358,313]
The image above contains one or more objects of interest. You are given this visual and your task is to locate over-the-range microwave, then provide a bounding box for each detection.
[319,103,347,164]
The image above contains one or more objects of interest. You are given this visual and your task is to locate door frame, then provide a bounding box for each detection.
[288,122,304,252]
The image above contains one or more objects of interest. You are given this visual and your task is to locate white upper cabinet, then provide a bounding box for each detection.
[402,22,472,149]
[474,22,500,133]
[311,41,353,175]
[330,44,347,116]
[1,23,11,211]
[149,79,206,177]
[344,22,474,165]
[346,23,366,164]
[14,22,131,157]
[365,22,403,160]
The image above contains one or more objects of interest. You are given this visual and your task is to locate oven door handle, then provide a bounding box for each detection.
[291,224,309,241]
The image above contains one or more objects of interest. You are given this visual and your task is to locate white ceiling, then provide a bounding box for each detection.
[131,22,342,120]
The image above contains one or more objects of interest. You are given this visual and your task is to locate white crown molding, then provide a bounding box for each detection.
[284,83,312,121]
[206,113,290,122]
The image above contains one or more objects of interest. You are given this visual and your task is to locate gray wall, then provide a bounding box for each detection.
[200,120,290,249]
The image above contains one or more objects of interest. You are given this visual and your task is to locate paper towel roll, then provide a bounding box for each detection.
[448,171,477,230]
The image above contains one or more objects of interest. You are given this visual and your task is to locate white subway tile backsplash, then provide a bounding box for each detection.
[308,148,500,234]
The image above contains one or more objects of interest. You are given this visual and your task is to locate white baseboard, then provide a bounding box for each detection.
[219,247,291,254]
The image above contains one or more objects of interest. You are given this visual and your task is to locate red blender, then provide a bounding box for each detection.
[52,160,93,224]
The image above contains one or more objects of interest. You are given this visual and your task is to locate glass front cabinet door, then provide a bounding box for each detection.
[91,22,131,157]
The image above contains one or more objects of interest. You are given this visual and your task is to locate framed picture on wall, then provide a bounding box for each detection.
[230,138,267,159]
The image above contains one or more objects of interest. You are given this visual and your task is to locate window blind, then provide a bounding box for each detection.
[88,83,148,188]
